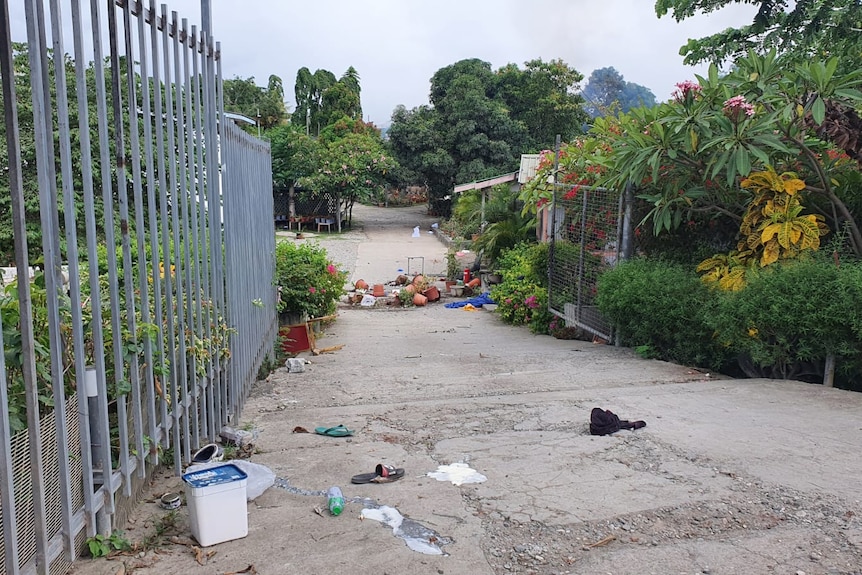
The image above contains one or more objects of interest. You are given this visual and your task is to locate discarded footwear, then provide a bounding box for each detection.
[314,425,354,437]
[351,463,406,484]
[191,443,224,464]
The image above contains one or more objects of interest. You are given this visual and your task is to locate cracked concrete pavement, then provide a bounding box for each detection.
[69,204,862,575]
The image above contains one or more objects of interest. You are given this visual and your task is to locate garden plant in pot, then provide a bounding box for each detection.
[275,241,347,324]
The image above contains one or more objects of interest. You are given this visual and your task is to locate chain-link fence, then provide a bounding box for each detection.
[547,183,629,341]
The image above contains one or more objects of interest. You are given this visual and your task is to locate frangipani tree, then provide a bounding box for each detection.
[523,51,862,266]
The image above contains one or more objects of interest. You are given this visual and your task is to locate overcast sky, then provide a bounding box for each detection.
[13,1,756,127]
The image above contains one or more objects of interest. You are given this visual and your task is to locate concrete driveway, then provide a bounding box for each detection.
[70,205,862,575]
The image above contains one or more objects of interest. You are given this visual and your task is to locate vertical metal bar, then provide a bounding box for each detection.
[47,0,88,557]
[70,0,113,520]
[548,135,561,310]
[89,0,119,516]
[181,18,202,449]
[171,10,191,463]
[147,0,170,459]
[621,182,635,261]
[201,31,224,427]
[121,0,148,479]
[161,3,182,474]
[136,0,160,467]
[190,25,211,441]
[0,3,25,569]
[22,0,56,568]
[576,188,589,320]
[107,0,134,498]
[214,42,231,417]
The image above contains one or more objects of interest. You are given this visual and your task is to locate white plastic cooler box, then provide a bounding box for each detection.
[182,463,249,546]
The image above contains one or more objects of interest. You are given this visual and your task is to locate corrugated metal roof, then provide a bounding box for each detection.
[453,171,519,194]
[518,154,542,184]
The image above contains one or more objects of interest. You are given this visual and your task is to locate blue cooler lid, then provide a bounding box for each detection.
[182,463,248,488]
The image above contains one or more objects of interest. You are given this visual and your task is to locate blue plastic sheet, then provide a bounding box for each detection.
[444,292,496,309]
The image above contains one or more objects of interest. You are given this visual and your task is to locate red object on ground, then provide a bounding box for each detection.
[372,284,385,297]
[466,278,481,289]
[463,269,471,283]
[280,324,314,354]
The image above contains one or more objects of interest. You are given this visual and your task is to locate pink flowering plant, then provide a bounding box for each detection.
[490,242,553,333]
[275,241,347,318]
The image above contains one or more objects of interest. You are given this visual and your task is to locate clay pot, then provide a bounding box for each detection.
[354,279,368,290]
[395,274,409,285]
[403,284,415,295]
[413,293,427,307]
[423,285,440,302]
[444,281,456,292]
[372,284,385,297]
[466,278,481,289]
[412,274,425,286]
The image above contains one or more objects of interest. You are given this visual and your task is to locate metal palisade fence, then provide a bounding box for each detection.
[0,0,277,573]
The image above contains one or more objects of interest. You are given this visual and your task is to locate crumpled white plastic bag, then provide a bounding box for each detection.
[186,459,276,500]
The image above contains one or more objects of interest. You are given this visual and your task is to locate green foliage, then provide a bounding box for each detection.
[490,243,553,333]
[270,124,319,190]
[222,75,287,130]
[581,67,658,118]
[528,51,862,257]
[292,67,361,136]
[596,258,729,369]
[274,241,346,318]
[655,0,862,73]
[707,258,862,382]
[87,531,131,558]
[388,57,588,215]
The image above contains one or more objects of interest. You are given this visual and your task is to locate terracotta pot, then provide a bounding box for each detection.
[413,293,427,307]
[444,281,456,292]
[423,285,440,302]
[354,279,368,290]
[403,284,415,295]
[372,283,385,297]
[412,274,425,286]
[395,274,409,285]
[466,278,481,289]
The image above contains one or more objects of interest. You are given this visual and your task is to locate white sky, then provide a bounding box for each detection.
[10,1,756,127]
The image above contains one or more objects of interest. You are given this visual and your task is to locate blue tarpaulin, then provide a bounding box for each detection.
[444,292,496,309]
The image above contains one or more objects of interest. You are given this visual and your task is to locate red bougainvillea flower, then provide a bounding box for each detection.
[327,264,337,275]
[308,286,317,294]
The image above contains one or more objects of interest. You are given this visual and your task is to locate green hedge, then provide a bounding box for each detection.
[596,256,862,388]
[596,258,728,369]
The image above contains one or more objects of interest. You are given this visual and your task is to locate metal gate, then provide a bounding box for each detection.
[547,183,628,341]
[0,1,276,573]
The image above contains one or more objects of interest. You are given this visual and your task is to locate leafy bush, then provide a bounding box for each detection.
[275,241,347,318]
[596,258,728,369]
[491,242,553,333]
[708,257,862,383]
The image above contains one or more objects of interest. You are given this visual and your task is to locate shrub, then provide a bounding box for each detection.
[596,258,728,369]
[708,257,862,382]
[491,242,553,333]
[275,241,347,318]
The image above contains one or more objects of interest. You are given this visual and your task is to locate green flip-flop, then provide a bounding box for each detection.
[314,425,354,437]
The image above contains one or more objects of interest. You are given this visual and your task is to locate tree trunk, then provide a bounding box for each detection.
[288,181,296,219]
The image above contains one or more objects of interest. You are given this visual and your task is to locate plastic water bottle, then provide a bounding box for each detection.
[327,486,344,516]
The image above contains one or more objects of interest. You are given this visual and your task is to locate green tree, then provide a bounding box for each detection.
[222,75,287,130]
[497,58,588,148]
[656,0,862,71]
[270,124,319,218]
[582,67,657,118]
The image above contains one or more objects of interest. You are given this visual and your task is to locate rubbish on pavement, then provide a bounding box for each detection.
[426,462,487,486]
[220,426,257,447]
[327,486,345,516]
[360,294,376,306]
[444,292,495,309]
[312,344,344,355]
[182,463,249,546]
[191,443,224,464]
[351,463,406,484]
[360,505,449,555]
[186,460,276,501]
[314,424,354,437]
[285,358,305,373]
[160,492,181,510]
[412,226,420,237]
[589,407,646,436]
[292,426,310,433]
